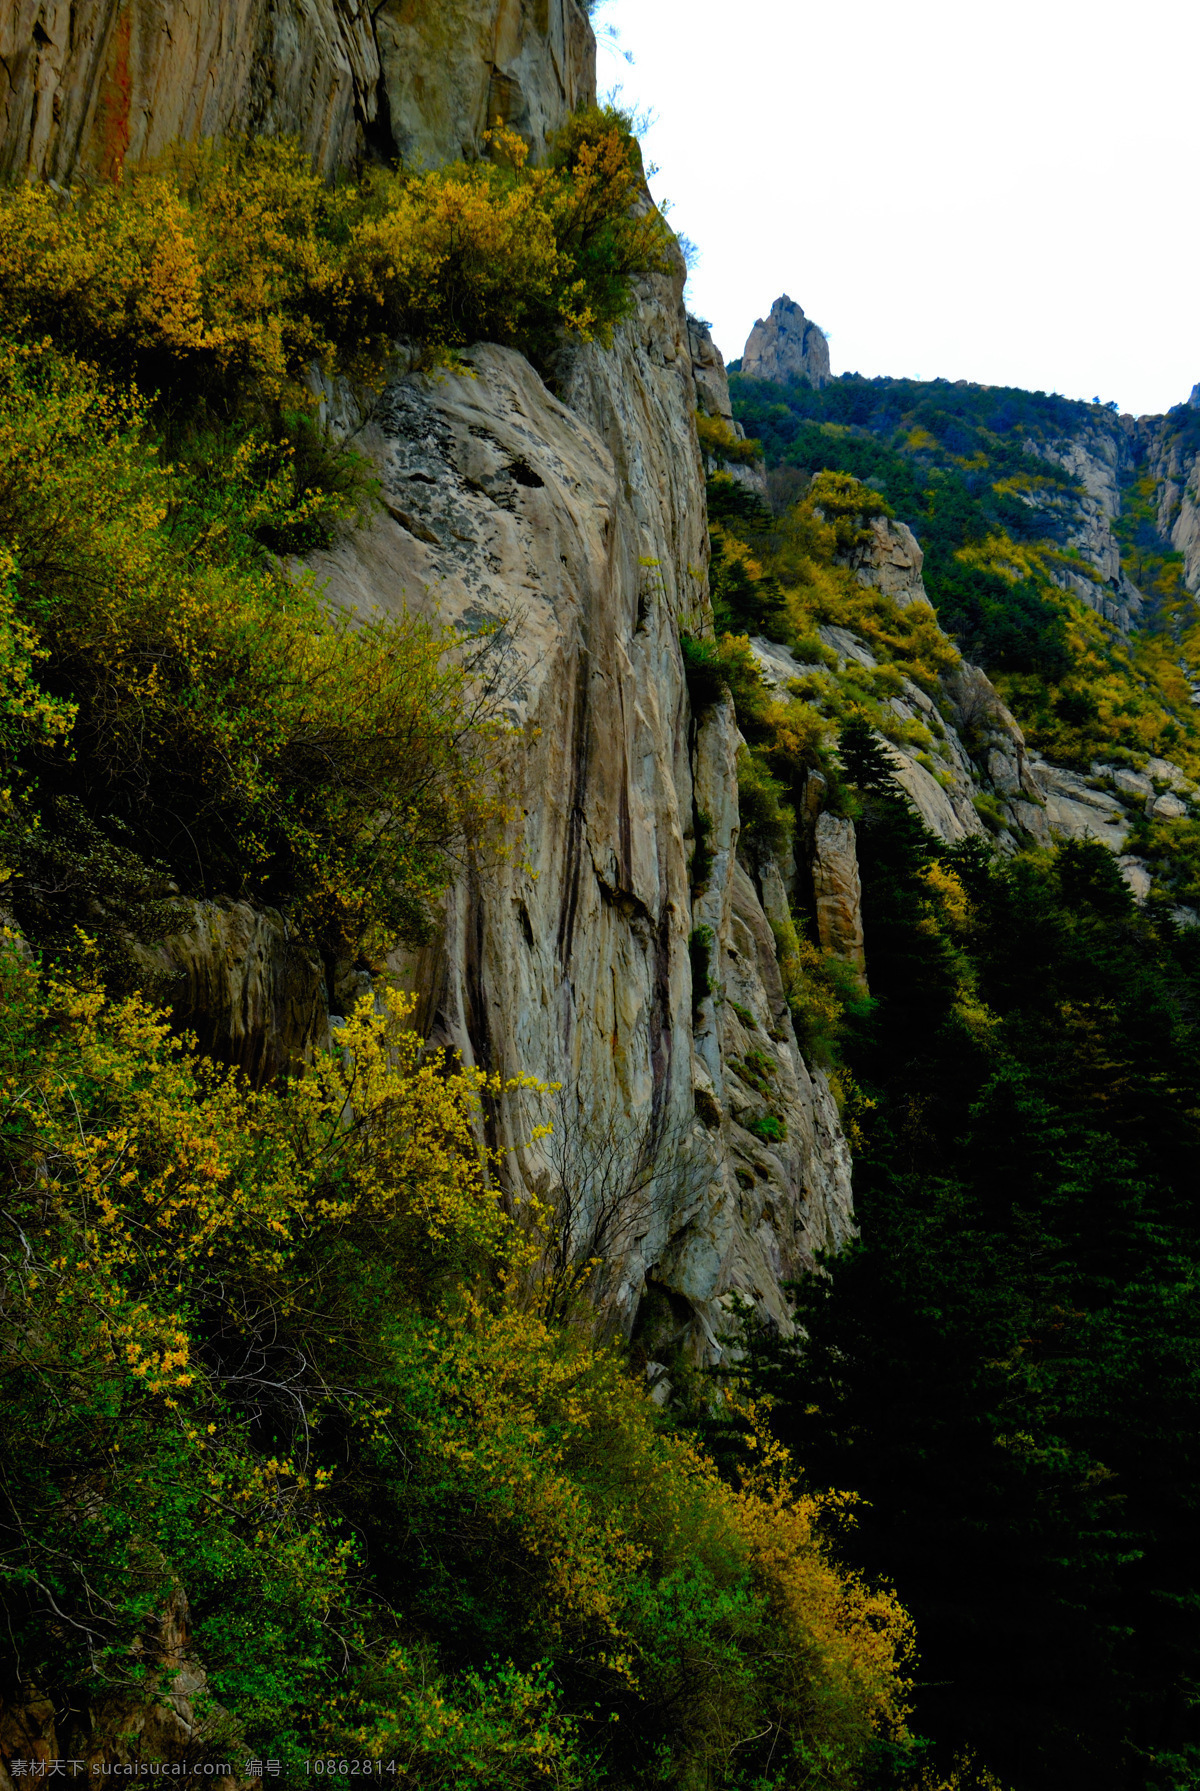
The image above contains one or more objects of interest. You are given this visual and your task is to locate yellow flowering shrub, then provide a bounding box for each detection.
[0,109,671,970]
[0,116,672,416]
[0,544,75,756]
[697,410,764,466]
[0,939,917,1784]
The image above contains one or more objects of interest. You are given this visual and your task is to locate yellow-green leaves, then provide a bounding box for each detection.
[0,122,672,413]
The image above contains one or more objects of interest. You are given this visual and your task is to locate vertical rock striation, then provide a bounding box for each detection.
[0,0,593,183]
[1140,408,1200,599]
[1034,420,1145,627]
[308,265,854,1355]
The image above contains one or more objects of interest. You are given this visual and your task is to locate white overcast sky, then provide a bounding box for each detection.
[596,0,1199,418]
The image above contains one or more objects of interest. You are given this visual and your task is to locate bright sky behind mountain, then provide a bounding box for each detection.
[596,0,1199,418]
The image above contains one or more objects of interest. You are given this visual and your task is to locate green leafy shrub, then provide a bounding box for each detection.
[690,923,715,1017]
[690,806,715,894]
[0,337,497,968]
[697,411,764,466]
[707,470,774,532]
[680,628,771,719]
[0,943,917,1785]
[737,744,793,859]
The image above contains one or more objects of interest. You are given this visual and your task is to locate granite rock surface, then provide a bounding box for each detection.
[0,0,593,182]
[740,293,830,388]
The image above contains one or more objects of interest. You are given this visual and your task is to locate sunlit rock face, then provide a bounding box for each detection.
[1139,410,1200,601]
[305,292,855,1358]
[0,0,593,182]
[127,900,329,1086]
[740,294,831,389]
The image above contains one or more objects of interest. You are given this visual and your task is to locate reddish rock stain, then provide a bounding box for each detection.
[96,3,132,181]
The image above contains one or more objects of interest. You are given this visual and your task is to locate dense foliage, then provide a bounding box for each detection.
[0,114,672,983]
[0,121,669,413]
[0,333,497,976]
[0,943,916,1785]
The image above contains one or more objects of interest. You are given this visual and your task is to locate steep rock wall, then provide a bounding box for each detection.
[688,312,769,498]
[1,0,854,1362]
[1141,412,1200,597]
[307,275,852,1358]
[1034,420,1145,628]
[0,0,593,182]
[0,1583,235,1785]
[127,900,329,1084]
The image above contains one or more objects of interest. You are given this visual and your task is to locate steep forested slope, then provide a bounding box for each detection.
[700,375,1200,1790]
[730,370,1200,769]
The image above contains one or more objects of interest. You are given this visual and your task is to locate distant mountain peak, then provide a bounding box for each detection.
[741,294,830,389]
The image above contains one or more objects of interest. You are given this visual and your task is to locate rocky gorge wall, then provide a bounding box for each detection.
[0,0,859,1367]
[306,283,855,1367]
[0,0,594,181]
[5,0,1195,1394]
[1142,409,1200,598]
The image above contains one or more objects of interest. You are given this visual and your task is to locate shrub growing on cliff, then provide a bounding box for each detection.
[0,940,918,1785]
[0,119,672,420]
[697,410,764,466]
[0,337,503,968]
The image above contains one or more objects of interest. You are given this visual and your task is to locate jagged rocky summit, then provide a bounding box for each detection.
[740,293,830,388]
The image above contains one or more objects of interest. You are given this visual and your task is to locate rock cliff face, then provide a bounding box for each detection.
[1140,410,1200,598]
[308,285,853,1356]
[127,900,329,1085]
[1034,421,1145,628]
[740,294,830,389]
[1030,403,1200,624]
[689,313,736,426]
[0,0,593,182]
[1,0,853,1360]
[688,311,769,498]
[0,1582,234,1785]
